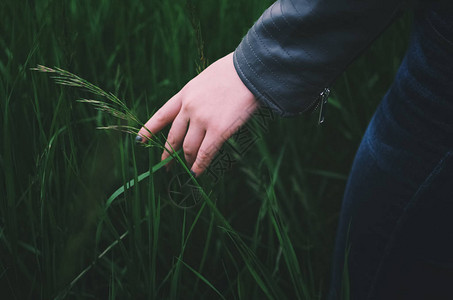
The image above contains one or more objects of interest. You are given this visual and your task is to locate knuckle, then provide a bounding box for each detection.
[208,140,222,154]
[181,96,197,114]
[197,149,212,162]
[191,113,209,127]
[183,144,194,158]
[166,135,175,146]
[166,129,178,146]
[153,111,166,124]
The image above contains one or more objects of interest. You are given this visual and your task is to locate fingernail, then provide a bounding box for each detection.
[190,170,196,178]
[135,136,143,144]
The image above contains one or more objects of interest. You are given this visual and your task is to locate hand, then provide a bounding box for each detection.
[137,52,259,177]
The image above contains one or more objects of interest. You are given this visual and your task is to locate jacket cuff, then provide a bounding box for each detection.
[233,36,320,118]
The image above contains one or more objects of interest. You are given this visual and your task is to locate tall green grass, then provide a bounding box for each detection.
[0,0,411,298]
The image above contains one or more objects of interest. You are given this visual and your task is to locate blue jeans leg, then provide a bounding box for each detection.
[329,3,453,299]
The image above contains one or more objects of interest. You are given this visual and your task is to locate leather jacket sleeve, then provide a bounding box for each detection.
[233,0,407,117]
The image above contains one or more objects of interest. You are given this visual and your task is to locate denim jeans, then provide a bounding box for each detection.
[329,3,453,299]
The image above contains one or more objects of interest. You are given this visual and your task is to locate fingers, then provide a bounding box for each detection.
[190,130,225,177]
[137,94,182,142]
[161,112,189,162]
[183,125,206,167]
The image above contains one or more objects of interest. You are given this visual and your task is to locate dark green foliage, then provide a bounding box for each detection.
[0,0,411,299]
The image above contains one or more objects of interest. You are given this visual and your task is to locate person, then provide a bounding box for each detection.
[136,0,453,298]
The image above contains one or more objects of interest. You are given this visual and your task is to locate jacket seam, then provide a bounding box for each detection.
[252,20,319,90]
[282,0,337,71]
[242,33,287,107]
[260,8,321,88]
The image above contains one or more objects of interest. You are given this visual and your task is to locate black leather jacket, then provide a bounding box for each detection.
[233,0,418,118]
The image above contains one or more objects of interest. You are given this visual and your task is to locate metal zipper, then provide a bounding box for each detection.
[300,87,330,123]
[317,87,330,125]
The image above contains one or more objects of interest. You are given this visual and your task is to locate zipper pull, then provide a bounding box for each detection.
[318,88,330,125]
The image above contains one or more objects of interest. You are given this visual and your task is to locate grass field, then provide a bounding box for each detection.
[1,0,411,299]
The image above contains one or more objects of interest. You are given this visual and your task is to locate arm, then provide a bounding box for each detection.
[137,0,409,175]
